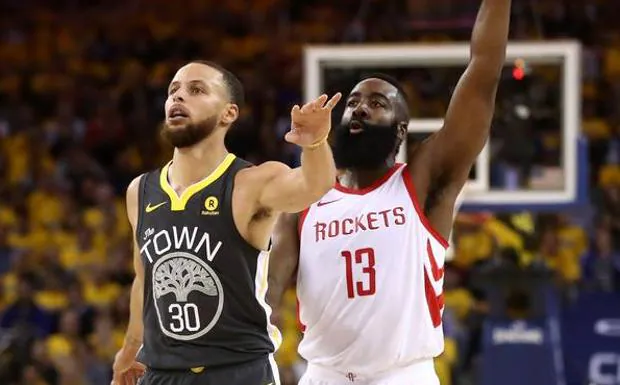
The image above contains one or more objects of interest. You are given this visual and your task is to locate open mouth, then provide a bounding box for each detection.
[168,105,190,120]
[349,120,364,134]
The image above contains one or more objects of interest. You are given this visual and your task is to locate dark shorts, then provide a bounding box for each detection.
[139,356,279,385]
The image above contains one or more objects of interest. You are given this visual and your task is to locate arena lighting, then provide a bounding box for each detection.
[513,58,526,80]
[512,66,525,80]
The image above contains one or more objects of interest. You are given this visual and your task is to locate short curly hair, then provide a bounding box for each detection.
[191,60,245,110]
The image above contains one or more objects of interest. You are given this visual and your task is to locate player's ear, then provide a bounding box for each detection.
[397,121,408,142]
[220,104,239,126]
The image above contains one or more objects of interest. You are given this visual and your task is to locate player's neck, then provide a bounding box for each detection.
[169,132,229,189]
[339,159,396,190]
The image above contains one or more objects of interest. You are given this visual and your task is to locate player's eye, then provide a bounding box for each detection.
[190,87,203,94]
[346,100,358,107]
[370,100,384,108]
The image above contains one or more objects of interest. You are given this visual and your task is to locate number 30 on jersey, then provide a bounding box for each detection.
[168,303,201,332]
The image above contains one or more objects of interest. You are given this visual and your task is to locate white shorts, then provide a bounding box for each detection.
[298,359,439,385]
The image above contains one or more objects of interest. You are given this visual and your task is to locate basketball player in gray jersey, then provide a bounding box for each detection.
[111,61,341,385]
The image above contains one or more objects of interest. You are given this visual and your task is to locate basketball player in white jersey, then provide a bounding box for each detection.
[267,0,512,383]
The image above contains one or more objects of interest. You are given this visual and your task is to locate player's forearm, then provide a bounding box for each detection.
[266,250,298,308]
[299,141,337,197]
[259,142,336,213]
[430,0,511,170]
[266,277,288,310]
[267,212,300,308]
[123,276,144,355]
[470,0,512,72]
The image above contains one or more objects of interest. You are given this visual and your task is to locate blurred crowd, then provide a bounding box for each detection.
[0,0,619,385]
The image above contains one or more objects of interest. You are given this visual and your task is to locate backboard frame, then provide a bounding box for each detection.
[304,41,583,211]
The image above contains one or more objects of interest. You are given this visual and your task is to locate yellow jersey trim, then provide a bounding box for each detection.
[159,153,236,211]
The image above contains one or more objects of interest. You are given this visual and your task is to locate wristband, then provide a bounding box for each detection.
[303,132,329,150]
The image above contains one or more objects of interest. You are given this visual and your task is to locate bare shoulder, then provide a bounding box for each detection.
[126,175,142,197]
[402,136,438,208]
[408,134,435,169]
[236,161,291,184]
[125,175,143,228]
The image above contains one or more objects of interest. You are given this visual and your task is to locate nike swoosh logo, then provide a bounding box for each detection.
[317,198,342,207]
[145,202,167,213]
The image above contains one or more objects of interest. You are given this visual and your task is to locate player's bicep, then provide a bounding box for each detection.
[126,175,144,281]
[133,238,145,282]
[427,61,499,181]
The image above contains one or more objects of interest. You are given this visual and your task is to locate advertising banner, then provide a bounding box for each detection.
[562,293,620,385]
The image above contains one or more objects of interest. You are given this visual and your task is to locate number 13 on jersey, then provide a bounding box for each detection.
[341,247,376,298]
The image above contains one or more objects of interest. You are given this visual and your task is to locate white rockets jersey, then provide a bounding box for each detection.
[297,163,449,374]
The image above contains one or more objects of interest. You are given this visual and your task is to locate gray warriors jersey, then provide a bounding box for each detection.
[135,154,281,369]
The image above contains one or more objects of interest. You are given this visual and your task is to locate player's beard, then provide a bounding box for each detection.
[332,120,399,170]
[161,116,218,148]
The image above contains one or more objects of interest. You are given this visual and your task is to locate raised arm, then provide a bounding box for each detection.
[112,176,146,385]
[267,212,300,309]
[416,0,512,192]
[257,94,341,213]
[409,0,511,239]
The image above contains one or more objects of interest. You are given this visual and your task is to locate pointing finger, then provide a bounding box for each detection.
[324,93,342,110]
[300,101,313,113]
[290,104,301,116]
[314,94,328,109]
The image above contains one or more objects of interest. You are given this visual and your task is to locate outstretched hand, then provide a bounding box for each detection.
[286,93,342,148]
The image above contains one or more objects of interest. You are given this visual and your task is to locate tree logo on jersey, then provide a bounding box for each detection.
[202,196,219,216]
[154,257,217,301]
[152,251,224,341]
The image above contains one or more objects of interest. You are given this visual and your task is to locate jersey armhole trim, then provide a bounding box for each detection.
[135,173,147,243]
[400,167,450,249]
[296,297,306,333]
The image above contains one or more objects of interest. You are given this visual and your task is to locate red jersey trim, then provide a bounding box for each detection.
[400,166,450,248]
[296,209,309,333]
[296,297,307,332]
[427,239,445,280]
[424,269,445,328]
[334,163,402,195]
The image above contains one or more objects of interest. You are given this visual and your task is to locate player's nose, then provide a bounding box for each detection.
[352,104,370,120]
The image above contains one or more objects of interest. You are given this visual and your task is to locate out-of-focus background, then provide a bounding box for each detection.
[0,0,619,384]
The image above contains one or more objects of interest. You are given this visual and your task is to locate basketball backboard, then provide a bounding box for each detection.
[303,41,586,212]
